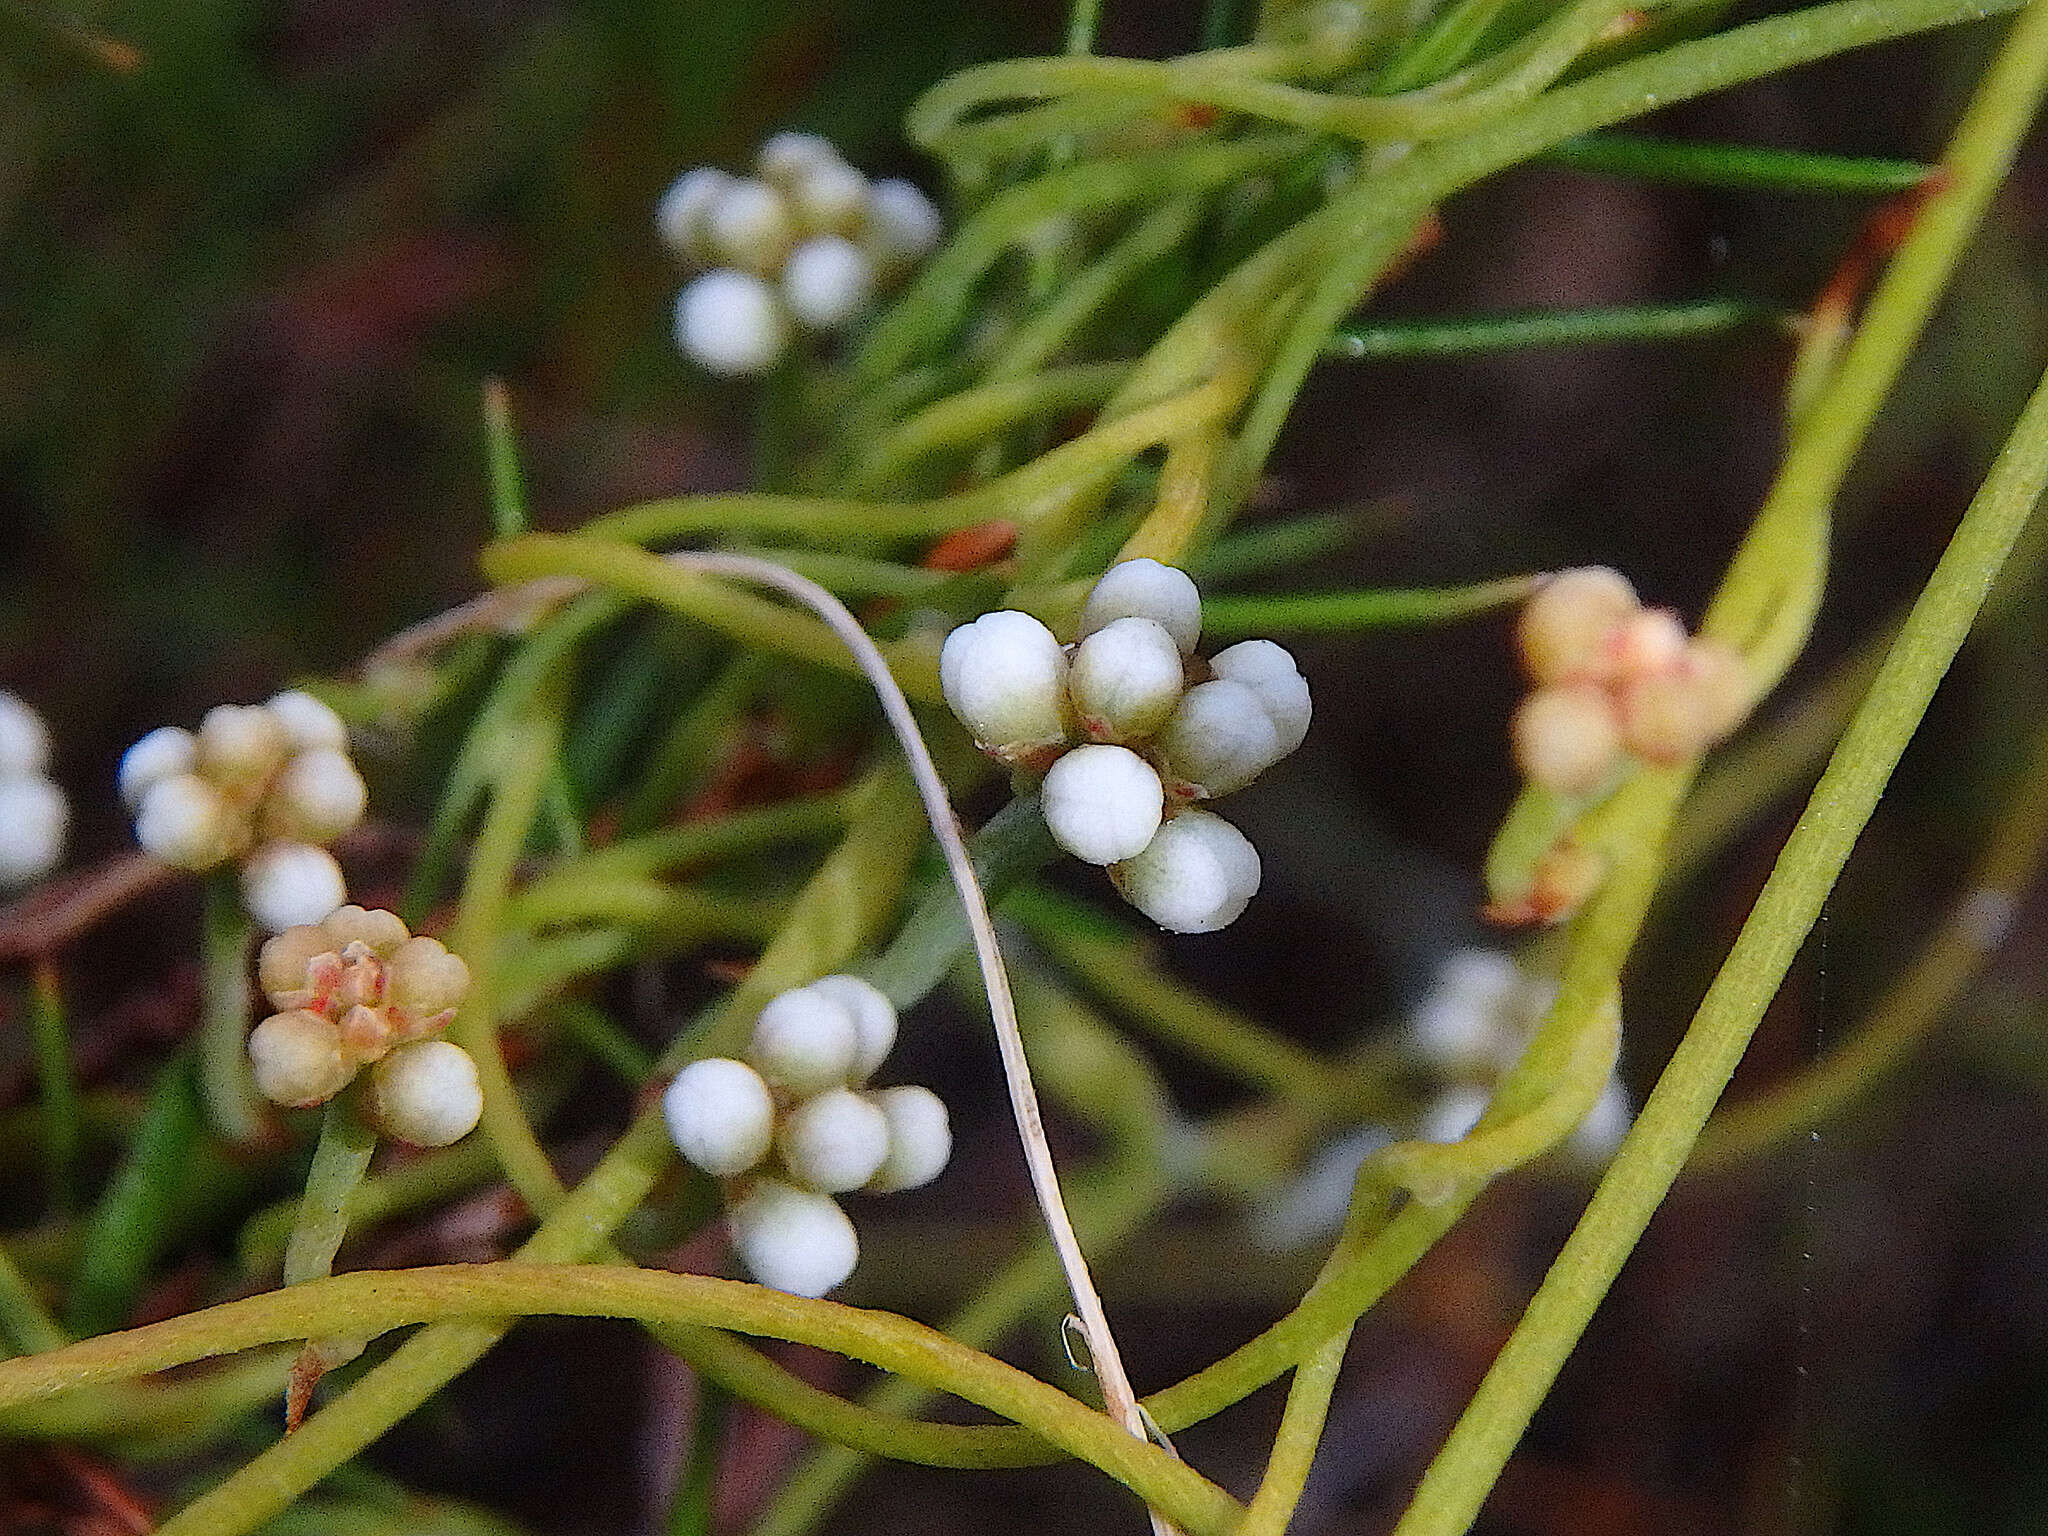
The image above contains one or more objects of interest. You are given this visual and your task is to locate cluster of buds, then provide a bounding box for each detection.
[659,133,943,377]
[940,559,1310,934]
[249,905,479,1145]
[1407,948,1629,1162]
[662,974,950,1298]
[0,690,66,889]
[119,691,366,932]
[1510,567,1751,796]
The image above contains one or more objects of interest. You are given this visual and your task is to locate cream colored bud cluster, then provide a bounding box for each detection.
[659,132,943,377]
[248,905,479,1145]
[661,974,951,1298]
[0,690,66,889]
[1510,567,1751,795]
[119,691,365,932]
[940,559,1310,934]
[1407,947,1630,1163]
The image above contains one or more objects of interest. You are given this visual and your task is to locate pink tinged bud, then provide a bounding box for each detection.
[1067,617,1184,743]
[1040,743,1164,865]
[776,1086,890,1193]
[322,904,411,954]
[240,841,347,934]
[248,1009,351,1108]
[728,1178,859,1298]
[1604,607,1688,681]
[748,984,860,1093]
[663,1057,776,1177]
[939,610,1070,759]
[1208,639,1311,756]
[865,1085,952,1193]
[1158,678,1281,798]
[805,974,897,1081]
[1110,808,1261,934]
[119,726,197,809]
[1516,566,1640,685]
[1078,558,1202,654]
[259,923,337,1009]
[1510,684,1622,794]
[367,1040,483,1147]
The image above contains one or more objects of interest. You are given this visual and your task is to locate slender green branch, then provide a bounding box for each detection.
[1544,132,1933,193]
[1239,1328,1353,1536]
[1322,301,1782,360]
[198,872,265,1146]
[1202,575,1538,635]
[481,379,528,539]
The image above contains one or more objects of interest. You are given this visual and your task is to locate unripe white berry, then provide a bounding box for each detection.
[248,1009,350,1107]
[0,691,51,778]
[1417,1083,1490,1144]
[1606,608,1688,680]
[781,236,875,330]
[387,935,471,1016]
[756,132,841,189]
[939,609,1070,759]
[674,270,789,377]
[119,726,197,809]
[1569,1074,1633,1160]
[135,773,234,869]
[1517,567,1639,685]
[805,974,897,1081]
[748,984,860,1093]
[788,160,870,238]
[1068,617,1184,743]
[196,703,288,788]
[777,1086,890,1193]
[1510,684,1622,794]
[655,167,734,264]
[866,1085,951,1193]
[1409,949,1533,1073]
[705,178,795,274]
[864,179,943,270]
[321,903,411,954]
[1110,808,1261,934]
[241,841,347,934]
[1079,559,1202,654]
[728,1178,859,1297]
[1157,678,1282,798]
[367,1039,483,1147]
[265,746,367,843]
[664,1057,776,1177]
[266,690,349,752]
[0,776,66,887]
[1041,744,1163,866]
[1209,639,1312,756]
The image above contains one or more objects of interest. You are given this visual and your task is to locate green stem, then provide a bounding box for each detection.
[481,379,528,539]
[281,1097,381,1290]
[1543,132,1933,193]
[1395,350,2048,1534]
[1238,1327,1352,1536]
[0,1242,67,1358]
[28,961,77,1215]
[1202,575,1538,634]
[1322,301,1781,360]
[0,1263,1245,1536]
[199,871,266,1147]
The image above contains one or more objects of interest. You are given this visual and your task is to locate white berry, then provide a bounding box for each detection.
[196,703,288,788]
[368,1039,484,1147]
[756,132,841,189]
[135,773,233,870]
[119,726,197,809]
[265,746,367,843]
[781,236,875,330]
[1209,639,1311,755]
[655,167,734,264]
[705,178,795,275]
[1158,678,1282,798]
[1067,617,1184,743]
[664,1057,776,1177]
[675,270,789,377]
[241,841,347,933]
[866,1085,951,1193]
[0,691,51,778]
[748,983,860,1092]
[728,1178,859,1297]
[805,974,897,1081]
[1079,559,1202,653]
[0,776,66,888]
[248,1009,350,1108]
[265,690,349,752]
[1041,744,1163,866]
[864,179,943,270]
[1417,1083,1491,1144]
[788,159,870,238]
[776,1086,890,1193]
[1110,808,1261,933]
[939,609,1070,759]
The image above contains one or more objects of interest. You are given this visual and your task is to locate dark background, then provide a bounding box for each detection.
[5,1,2048,1531]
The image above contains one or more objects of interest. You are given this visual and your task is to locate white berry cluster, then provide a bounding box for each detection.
[940,558,1310,934]
[1510,567,1751,796]
[1407,948,1630,1162]
[659,132,943,377]
[662,974,950,1298]
[119,691,366,932]
[0,690,66,889]
[249,904,479,1145]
